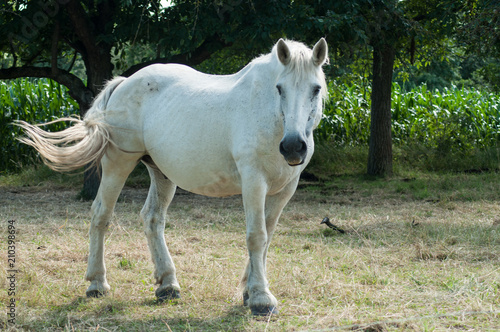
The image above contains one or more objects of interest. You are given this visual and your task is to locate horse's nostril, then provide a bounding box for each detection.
[299,140,307,153]
[279,136,307,154]
[279,141,289,155]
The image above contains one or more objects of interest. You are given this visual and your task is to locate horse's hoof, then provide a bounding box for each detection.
[86,289,107,298]
[156,287,181,302]
[250,305,279,316]
[243,291,249,307]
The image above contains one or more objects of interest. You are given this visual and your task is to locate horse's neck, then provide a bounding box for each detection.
[237,53,279,80]
[235,56,280,98]
[232,58,284,138]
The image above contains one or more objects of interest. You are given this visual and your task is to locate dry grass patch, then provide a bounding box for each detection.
[1,181,499,331]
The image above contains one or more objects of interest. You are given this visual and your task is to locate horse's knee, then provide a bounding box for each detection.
[142,216,159,237]
[90,219,110,233]
[246,229,267,252]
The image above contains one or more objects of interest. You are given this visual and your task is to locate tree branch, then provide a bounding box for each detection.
[65,0,99,59]
[51,21,60,77]
[67,49,77,73]
[121,37,232,77]
[0,66,91,109]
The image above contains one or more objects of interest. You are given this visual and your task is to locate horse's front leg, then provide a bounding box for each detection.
[241,180,278,315]
[241,176,300,313]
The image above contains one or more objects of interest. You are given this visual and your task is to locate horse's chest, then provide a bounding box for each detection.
[265,164,301,195]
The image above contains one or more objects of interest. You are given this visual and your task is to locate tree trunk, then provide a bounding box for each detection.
[73,48,112,200]
[65,0,114,200]
[367,43,395,176]
[80,168,101,199]
[70,91,99,200]
[79,60,113,200]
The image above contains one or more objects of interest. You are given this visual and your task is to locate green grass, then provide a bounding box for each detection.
[301,171,500,204]
[0,165,81,189]
[308,141,500,178]
[3,159,500,204]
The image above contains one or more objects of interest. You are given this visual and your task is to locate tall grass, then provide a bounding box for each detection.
[0,78,78,173]
[316,82,372,145]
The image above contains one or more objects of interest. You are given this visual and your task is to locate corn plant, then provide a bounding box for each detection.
[0,78,78,173]
[319,82,500,155]
[391,84,500,153]
[316,81,371,145]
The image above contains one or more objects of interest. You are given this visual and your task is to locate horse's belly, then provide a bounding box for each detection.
[172,170,242,197]
[188,175,242,197]
[153,152,242,197]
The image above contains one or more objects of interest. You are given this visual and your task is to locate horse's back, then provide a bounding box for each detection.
[110,64,245,196]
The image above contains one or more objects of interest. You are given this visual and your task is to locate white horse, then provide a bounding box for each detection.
[17,38,328,315]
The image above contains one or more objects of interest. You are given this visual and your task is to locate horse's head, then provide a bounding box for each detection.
[274,38,328,166]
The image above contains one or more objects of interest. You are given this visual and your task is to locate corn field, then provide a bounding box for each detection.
[317,82,500,154]
[1,78,499,173]
[0,78,78,173]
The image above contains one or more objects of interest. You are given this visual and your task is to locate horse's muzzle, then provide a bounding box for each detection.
[279,135,307,166]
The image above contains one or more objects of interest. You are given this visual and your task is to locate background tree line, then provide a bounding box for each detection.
[1,0,499,198]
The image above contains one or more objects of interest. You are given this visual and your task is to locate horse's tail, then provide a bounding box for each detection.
[15,77,126,173]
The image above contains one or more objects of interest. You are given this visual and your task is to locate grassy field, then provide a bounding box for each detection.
[1,171,499,331]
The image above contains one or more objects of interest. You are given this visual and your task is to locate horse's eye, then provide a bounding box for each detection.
[276,85,282,96]
[312,85,321,96]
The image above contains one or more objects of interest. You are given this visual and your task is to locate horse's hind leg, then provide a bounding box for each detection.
[86,151,138,297]
[140,163,180,301]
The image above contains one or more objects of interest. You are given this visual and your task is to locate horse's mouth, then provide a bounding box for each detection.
[285,158,305,167]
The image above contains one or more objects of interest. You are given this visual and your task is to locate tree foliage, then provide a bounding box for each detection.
[298,0,499,175]
[1,0,498,180]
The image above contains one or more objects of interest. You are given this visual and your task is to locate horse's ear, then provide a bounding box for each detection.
[312,38,328,66]
[277,39,291,66]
